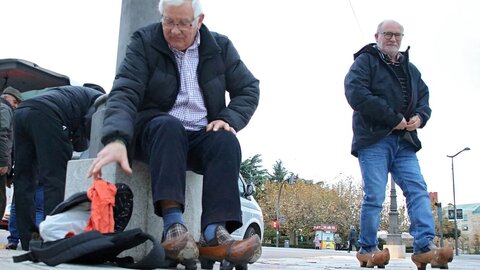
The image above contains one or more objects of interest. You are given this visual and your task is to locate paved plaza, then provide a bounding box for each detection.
[1,228,479,270]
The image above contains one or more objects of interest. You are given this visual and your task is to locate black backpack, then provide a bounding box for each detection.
[13,228,166,268]
[13,182,167,269]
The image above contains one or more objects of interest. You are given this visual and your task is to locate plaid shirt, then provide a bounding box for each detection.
[168,33,208,131]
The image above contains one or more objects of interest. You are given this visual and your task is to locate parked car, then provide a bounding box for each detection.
[231,176,264,241]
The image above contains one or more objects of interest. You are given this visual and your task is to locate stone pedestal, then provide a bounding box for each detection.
[385,234,405,259]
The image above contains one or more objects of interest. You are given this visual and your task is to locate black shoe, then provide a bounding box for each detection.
[113,183,134,232]
[5,242,18,250]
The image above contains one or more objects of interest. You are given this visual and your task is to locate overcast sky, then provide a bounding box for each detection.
[1,0,479,207]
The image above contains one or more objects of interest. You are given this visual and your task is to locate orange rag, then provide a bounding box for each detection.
[84,178,117,233]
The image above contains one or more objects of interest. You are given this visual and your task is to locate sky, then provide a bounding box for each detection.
[1,0,479,207]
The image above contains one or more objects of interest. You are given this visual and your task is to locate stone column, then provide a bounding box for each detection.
[384,175,406,258]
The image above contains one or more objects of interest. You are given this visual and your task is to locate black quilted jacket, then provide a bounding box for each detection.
[102,23,260,148]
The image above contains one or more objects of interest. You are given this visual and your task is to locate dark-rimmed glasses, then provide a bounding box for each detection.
[162,17,197,31]
[380,32,404,39]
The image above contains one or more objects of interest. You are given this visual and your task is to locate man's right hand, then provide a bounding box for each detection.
[0,166,8,176]
[393,117,408,130]
[87,140,132,179]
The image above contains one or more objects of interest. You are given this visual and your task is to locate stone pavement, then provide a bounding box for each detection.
[0,229,479,269]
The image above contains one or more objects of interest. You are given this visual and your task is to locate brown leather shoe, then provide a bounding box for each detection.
[161,223,199,269]
[411,244,453,270]
[198,225,262,266]
[356,247,390,268]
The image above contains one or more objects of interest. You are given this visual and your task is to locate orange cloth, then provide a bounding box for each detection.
[84,178,117,233]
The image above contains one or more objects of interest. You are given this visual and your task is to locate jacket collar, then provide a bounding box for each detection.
[353,43,410,63]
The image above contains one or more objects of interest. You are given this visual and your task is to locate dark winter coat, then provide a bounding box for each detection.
[0,98,14,168]
[348,228,358,242]
[18,86,103,152]
[344,43,431,157]
[101,23,260,148]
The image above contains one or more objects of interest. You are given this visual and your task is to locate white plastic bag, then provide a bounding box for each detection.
[39,201,91,242]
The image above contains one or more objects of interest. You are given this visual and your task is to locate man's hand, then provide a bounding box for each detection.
[87,140,132,179]
[393,117,408,130]
[0,166,8,176]
[406,114,422,131]
[206,120,236,134]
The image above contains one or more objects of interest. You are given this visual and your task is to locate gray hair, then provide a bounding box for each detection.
[158,0,203,20]
[376,19,404,34]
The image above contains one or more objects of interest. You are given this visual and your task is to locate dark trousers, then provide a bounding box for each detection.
[138,114,242,233]
[13,107,72,250]
[348,240,358,252]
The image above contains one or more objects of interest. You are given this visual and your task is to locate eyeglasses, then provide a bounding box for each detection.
[380,32,404,39]
[162,17,197,31]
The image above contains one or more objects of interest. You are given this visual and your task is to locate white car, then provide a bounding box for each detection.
[231,176,264,241]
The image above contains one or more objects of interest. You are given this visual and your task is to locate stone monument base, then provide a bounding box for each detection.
[384,244,406,259]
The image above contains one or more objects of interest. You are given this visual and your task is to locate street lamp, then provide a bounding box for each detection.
[447,147,470,256]
[275,174,295,247]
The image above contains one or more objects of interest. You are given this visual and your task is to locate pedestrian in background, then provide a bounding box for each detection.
[347,225,358,253]
[0,87,22,221]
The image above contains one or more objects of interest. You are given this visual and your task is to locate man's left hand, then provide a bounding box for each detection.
[206,120,236,134]
[406,115,422,131]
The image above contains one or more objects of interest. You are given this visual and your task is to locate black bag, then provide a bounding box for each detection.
[13,228,167,269]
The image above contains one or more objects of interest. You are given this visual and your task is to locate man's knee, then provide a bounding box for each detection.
[150,115,184,130]
[144,116,187,144]
[212,130,240,148]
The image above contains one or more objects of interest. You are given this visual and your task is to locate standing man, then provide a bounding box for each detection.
[347,225,358,253]
[88,0,260,269]
[14,85,104,250]
[344,19,453,269]
[0,87,23,221]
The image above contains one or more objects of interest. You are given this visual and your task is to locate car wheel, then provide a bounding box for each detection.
[243,226,258,239]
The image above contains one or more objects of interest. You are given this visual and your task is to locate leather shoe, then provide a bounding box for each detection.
[411,242,453,270]
[356,247,390,268]
[161,223,198,269]
[5,242,18,250]
[198,225,262,265]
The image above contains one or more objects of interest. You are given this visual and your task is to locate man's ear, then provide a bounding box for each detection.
[196,14,205,30]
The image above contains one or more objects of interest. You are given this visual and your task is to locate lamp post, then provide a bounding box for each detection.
[275,174,295,247]
[275,180,286,248]
[447,147,470,256]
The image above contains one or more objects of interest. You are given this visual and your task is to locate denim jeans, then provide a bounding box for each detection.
[8,185,45,245]
[357,134,434,253]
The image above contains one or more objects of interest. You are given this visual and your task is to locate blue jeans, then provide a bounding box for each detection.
[7,185,45,245]
[357,134,434,253]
